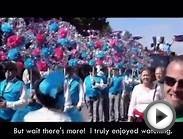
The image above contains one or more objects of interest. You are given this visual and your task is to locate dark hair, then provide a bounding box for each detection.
[4,62,17,72]
[34,79,61,109]
[76,64,92,81]
[66,66,74,75]
[140,67,153,74]
[140,67,155,82]
[28,69,41,84]
[0,63,5,80]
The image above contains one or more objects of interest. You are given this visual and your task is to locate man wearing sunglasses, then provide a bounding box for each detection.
[164,55,183,122]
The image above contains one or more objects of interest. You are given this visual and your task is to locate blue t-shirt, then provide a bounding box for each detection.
[84,75,100,98]
[0,79,24,120]
[109,75,123,95]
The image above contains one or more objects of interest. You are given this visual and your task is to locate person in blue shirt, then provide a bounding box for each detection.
[97,66,109,122]
[108,68,124,122]
[10,68,42,122]
[63,66,84,112]
[0,62,24,121]
[24,70,83,122]
[83,66,101,122]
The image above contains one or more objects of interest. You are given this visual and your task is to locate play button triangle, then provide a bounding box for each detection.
[156,108,167,124]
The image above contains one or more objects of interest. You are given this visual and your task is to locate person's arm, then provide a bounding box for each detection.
[64,80,72,111]
[127,86,137,122]
[77,80,85,108]
[155,84,164,100]
[6,85,29,109]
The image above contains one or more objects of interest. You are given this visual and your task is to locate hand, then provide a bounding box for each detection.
[0,100,6,108]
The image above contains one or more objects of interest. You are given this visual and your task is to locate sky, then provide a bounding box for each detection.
[107,18,183,55]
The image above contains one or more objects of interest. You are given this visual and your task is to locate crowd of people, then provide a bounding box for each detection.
[0,55,182,122]
[0,18,182,122]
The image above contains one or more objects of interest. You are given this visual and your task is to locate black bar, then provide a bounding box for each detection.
[0,122,181,137]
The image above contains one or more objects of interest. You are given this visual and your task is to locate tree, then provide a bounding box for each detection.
[61,17,112,36]
[23,17,112,36]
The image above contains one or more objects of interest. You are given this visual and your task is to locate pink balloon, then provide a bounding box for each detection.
[36,33,45,44]
[58,28,68,38]
[114,55,120,63]
[32,48,40,56]
[95,40,103,49]
[7,35,22,48]
[54,47,63,60]
[36,60,48,71]
[16,61,24,70]
[96,59,103,65]
[109,39,117,47]
[0,51,7,61]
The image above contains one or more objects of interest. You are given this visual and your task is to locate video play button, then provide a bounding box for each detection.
[156,109,167,124]
[144,100,176,132]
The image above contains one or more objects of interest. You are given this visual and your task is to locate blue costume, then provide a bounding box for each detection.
[11,84,42,122]
[84,75,101,122]
[109,75,123,95]
[108,75,123,121]
[84,75,101,100]
[0,79,24,121]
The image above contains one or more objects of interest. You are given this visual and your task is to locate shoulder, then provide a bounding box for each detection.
[133,84,142,90]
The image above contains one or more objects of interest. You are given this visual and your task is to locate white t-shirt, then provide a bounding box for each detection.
[24,107,72,122]
[128,83,163,117]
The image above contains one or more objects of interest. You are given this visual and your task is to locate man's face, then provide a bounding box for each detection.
[5,70,16,80]
[164,62,183,110]
[155,68,164,81]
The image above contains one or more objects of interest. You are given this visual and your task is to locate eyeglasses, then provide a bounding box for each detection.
[164,76,183,88]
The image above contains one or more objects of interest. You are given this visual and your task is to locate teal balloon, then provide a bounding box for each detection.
[8,48,20,61]
[1,22,13,33]
[49,22,59,32]
[57,38,70,47]
[68,59,78,67]
[87,41,94,48]
[89,59,96,67]
[41,47,53,58]
[24,58,35,69]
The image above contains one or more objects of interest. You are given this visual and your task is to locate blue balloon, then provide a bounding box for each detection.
[8,48,20,61]
[81,51,88,59]
[87,41,94,48]
[49,22,59,32]
[89,59,96,67]
[57,38,70,47]
[1,22,13,33]
[115,45,124,52]
[116,62,124,68]
[24,58,35,69]
[41,47,53,58]
[96,51,105,59]
[70,40,77,48]
[39,70,64,99]
[102,44,109,51]
[68,59,78,67]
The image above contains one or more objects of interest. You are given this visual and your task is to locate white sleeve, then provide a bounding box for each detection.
[83,80,86,96]
[128,85,138,117]
[155,84,164,100]
[77,81,85,106]
[6,86,29,110]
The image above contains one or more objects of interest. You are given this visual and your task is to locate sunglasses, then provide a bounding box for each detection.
[164,76,183,88]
